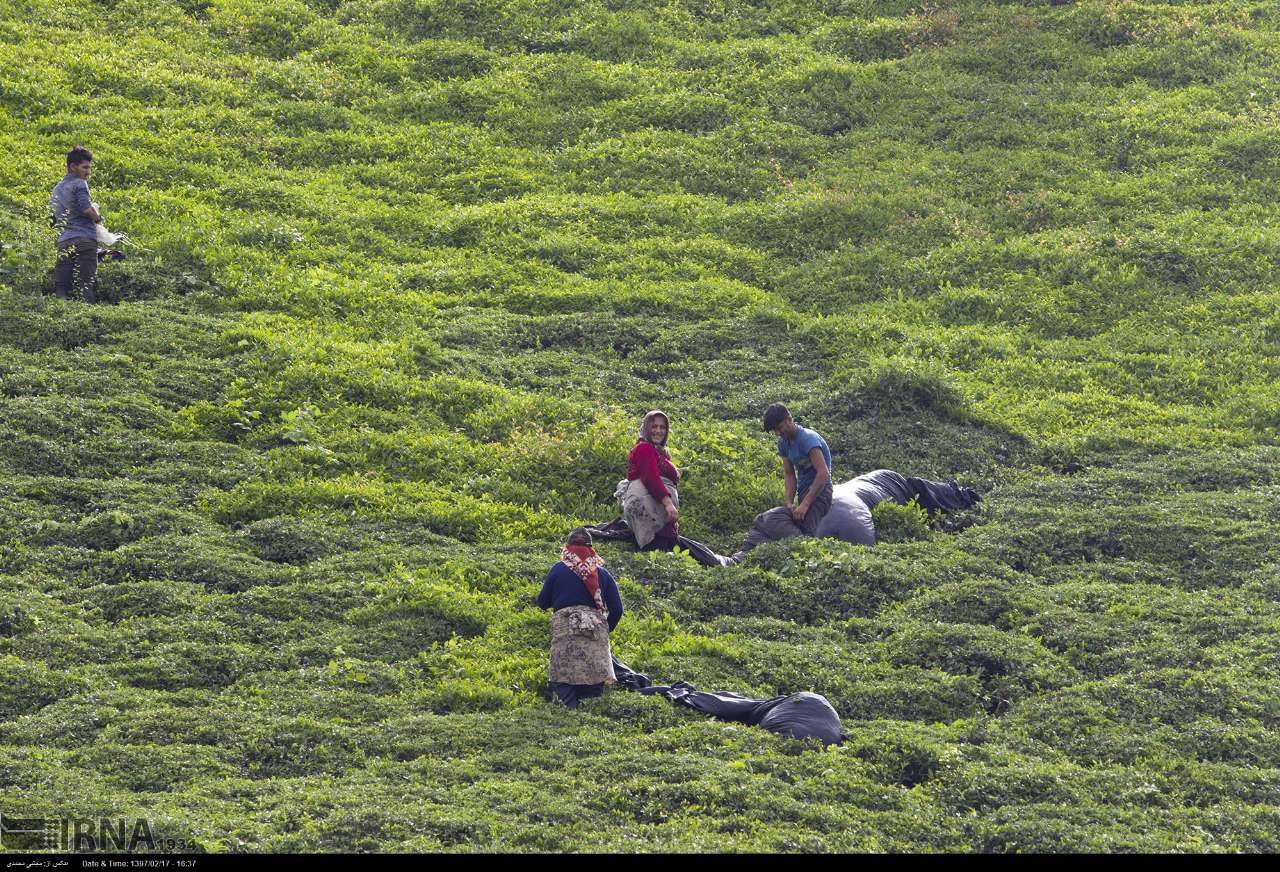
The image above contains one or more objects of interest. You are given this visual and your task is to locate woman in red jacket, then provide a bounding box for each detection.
[617,410,680,551]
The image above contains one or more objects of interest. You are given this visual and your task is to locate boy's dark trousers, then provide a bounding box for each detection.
[53,237,98,302]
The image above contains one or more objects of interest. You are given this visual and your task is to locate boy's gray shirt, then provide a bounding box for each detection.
[51,173,95,244]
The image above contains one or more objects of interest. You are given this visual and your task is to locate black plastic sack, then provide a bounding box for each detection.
[816,470,981,546]
[584,519,728,568]
[754,693,844,744]
[904,474,981,513]
[612,658,844,746]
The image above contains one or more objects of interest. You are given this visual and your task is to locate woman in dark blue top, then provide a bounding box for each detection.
[537,561,625,631]
[537,528,624,707]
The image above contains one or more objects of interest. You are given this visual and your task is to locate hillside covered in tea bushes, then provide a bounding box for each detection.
[1,0,1279,852]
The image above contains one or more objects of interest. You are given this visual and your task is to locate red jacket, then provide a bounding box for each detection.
[627,440,680,537]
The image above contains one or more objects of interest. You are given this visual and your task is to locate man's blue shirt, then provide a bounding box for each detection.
[51,174,95,243]
[777,425,832,500]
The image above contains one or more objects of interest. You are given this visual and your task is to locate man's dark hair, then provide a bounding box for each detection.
[762,403,791,432]
[66,146,93,167]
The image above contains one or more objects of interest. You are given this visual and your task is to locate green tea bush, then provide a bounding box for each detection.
[345,572,491,644]
[236,713,369,777]
[0,694,128,749]
[0,603,37,638]
[97,533,296,591]
[88,580,216,622]
[1213,127,1280,180]
[0,208,54,296]
[813,16,914,62]
[418,679,519,714]
[829,355,972,421]
[884,621,1078,708]
[245,515,355,564]
[0,654,89,720]
[72,741,239,793]
[841,721,957,787]
[892,576,1049,628]
[209,0,325,58]
[407,39,496,80]
[112,641,270,690]
[870,497,932,543]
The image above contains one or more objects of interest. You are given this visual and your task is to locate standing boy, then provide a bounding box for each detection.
[729,403,833,563]
[49,146,101,302]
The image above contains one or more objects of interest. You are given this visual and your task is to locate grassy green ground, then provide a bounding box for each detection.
[2,0,1278,852]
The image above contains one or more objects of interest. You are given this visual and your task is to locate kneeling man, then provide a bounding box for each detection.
[728,403,832,564]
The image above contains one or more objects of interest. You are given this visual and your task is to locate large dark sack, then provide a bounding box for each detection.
[815,480,877,545]
[612,659,844,746]
[816,469,980,545]
[752,692,843,744]
[584,519,728,567]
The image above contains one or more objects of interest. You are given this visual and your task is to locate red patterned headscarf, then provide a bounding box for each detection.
[561,529,606,612]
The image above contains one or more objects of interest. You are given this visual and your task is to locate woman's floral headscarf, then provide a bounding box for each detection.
[561,527,606,613]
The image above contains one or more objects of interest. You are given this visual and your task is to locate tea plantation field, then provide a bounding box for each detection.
[2,0,1279,852]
